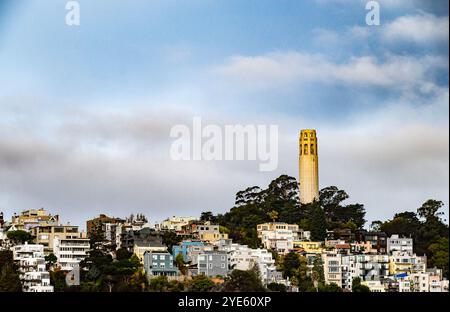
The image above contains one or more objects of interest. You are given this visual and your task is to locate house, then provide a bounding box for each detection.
[197,250,229,277]
[158,216,198,232]
[172,240,205,262]
[143,251,178,277]
[133,240,167,263]
[196,222,228,243]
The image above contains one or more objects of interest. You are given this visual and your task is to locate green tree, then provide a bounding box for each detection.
[281,252,301,279]
[428,237,449,278]
[176,253,188,276]
[162,231,182,251]
[7,230,32,244]
[352,277,370,292]
[200,211,217,223]
[116,248,132,261]
[148,275,169,292]
[319,283,343,292]
[311,257,325,288]
[222,268,266,292]
[309,203,327,241]
[0,264,22,292]
[45,253,57,268]
[418,200,444,222]
[187,275,216,292]
[0,250,21,292]
[267,282,287,292]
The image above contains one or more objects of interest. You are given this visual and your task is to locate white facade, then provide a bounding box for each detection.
[387,235,413,256]
[341,254,390,290]
[257,223,300,255]
[159,216,197,231]
[13,243,54,292]
[53,236,90,271]
[322,252,343,288]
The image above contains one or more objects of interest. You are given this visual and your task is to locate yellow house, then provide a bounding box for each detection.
[389,254,427,275]
[294,241,323,254]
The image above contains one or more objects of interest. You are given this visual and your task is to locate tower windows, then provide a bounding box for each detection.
[304,144,308,155]
[310,144,315,155]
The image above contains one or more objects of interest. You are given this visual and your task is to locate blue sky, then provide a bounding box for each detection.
[0,0,448,229]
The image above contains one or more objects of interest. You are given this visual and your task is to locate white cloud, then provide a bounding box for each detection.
[382,13,449,44]
[213,51,447,94]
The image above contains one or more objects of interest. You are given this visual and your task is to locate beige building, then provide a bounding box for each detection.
[31,224,86,254]
[299,129,319,204]
[11,208,59,231]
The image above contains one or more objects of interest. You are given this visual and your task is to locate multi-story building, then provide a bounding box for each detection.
[11,208,59,232]
[159,216,198,232]
[387,235,413,255]
[86,214,125,240]
[12,243,54,292]
[341,254,389,290]
[172,240,205,262]
[31,224,83,254]
[197,250,229,277]
[120,227,164,253]
[322,252,342,288]
[389,252,426,276]
[53,235,90,271]
[257,222,299,255]
[194,222,228,243]
[143,251,178,277]
[355,231,387,254]
[410,269,447,292]
[133,240,167,263]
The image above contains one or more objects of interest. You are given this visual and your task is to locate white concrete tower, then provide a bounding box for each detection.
[299,129,319,204]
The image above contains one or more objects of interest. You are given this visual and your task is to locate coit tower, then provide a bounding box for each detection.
[299,129,319,204]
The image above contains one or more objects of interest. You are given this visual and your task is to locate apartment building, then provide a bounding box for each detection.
[389,252,427,275]
[410,269,447,292]
[11,208,59,232]
[31,224,82,254]
[12,243,54,292]
[387,235,413,256]
[341,254,389,290]
[53,235,90,271]
[322,252,343,288]
[257,222,299,255]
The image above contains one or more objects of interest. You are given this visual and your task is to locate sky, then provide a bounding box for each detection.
[0,0,448,230]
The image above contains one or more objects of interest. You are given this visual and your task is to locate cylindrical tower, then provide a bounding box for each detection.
[299,129,319,204]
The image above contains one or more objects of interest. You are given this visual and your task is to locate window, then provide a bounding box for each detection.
[310,144,315,155]
[221,263,226,269]
[208,263,213,269]
[304,144,308,155]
